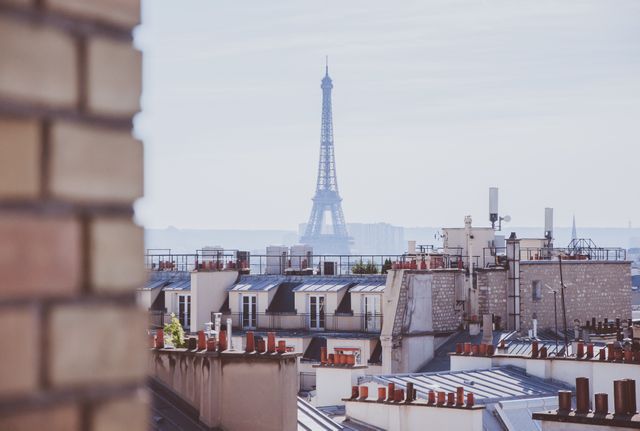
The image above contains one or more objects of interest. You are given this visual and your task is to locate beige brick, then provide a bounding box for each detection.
[87,37,142,117]
[0,307,38,397]
[45,0,140,28]
[49,122,143,203]
[0,214,81,299]
[92,392,149,431]
[0,404,80,431]
[0,118,41,199]
[48,304,147,387]
[0,17,77,108]
[90,218,145,291]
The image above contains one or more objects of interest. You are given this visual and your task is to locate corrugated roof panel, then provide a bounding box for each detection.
[360,366,569,404]
[229,276,287,292]
[297,397,344,431]
[293,279,352,293]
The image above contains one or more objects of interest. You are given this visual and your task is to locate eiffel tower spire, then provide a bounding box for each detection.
[300,62,351,254]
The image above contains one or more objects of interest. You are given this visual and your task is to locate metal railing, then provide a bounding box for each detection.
[213,311,383,333]
[145,244,627,276]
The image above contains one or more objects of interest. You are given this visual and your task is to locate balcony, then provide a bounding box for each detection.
[214,311,383,333]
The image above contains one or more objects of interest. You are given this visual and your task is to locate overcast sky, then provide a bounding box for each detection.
[134,0,640,231]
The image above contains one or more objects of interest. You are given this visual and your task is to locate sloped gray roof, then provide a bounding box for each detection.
[298,397,344,431]
[359,366,569,405]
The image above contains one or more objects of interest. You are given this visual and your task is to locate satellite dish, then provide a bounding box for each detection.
[503,215,511,222]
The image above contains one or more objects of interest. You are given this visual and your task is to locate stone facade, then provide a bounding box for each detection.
[0,1,145,430]
[519,261,631,332]
[477,269,508,328]
[431,271,465,332]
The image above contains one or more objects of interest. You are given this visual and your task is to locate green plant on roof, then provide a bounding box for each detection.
[352,260,379,274]
[164,313,185,348]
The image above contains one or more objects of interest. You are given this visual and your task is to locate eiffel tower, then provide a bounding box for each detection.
[300,62,351,255]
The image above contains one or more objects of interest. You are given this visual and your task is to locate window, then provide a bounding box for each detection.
[364,295,381,331]
[309,295,325,330]
[241,294,257,329]
[178,295,191,329]
[532,280,542,301]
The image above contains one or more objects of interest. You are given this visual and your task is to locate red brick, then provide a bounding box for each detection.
[0,404,80,431]
[90,218,145,291]
[0,214,81,300]
[48,304,147,387]
[0,16,77,108]
[92,391,148,431]
[45,0,140,28]
[49,122,143,204]
[0,306,39,397]
[87,37,142,117]
[0,118,41,199]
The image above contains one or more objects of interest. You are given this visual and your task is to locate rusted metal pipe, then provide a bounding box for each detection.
[466,393,474,407]
[267,332,276,353]
[575,377,590,413]
[406,383,414,402]
[625,379,637,414]
[558,390,572,411]
[351,386,359,400]
[359,386,368,400]
[539,346,548,358]
[245,331,255,353]
[614,380,627,414]
[594,393,608,414]
[456,387,464,406]
[394,389,405,403]
[586,343,594,359]
[447,392,455,405]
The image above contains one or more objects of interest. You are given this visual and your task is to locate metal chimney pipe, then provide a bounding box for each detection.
[197,330,206,350]
[594,393,608,414]
[267,332,276,353]
[377,387,386,402]
[406,383,414,402]
[428,390,435,405]
[226,318,233,350]
[539,346,548,358]
[218,330,227,352]
[466,393,475,407]
[351,386,359,400]
[437,391,445,406]
[531,341,539,358]
[626,379,637,414]
[447,392,455,406]
[558,390,572,411]
[586,343,594,359]
[576,342,584,358]
[245,331,255,353]
[387,383,395,401]
[155,328,164,349]
[614,380,627,414]
[277,340,286,354]
[575,377,590,413]
[359,386,369,400]
[394,389,404,403]
[456,387,464,406]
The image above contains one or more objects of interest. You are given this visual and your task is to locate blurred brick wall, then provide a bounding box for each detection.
[0,1,147,430]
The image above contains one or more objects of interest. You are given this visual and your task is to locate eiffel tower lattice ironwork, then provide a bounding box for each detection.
[300,62,351,254]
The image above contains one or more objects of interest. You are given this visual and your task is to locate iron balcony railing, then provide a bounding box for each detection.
[146,244,627,276]
[212,311,383,333]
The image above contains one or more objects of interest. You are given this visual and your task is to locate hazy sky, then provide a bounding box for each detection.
[134,0,640,231]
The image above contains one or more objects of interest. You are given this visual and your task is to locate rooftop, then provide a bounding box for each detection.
[359,366,571,405]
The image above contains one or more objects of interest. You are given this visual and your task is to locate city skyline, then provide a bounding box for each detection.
[134,0,640,230]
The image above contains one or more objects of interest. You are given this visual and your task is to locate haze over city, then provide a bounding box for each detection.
[135,0,640,231]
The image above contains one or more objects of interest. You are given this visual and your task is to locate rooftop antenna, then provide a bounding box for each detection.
[489,187,510,231]
[325,55,329,75]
